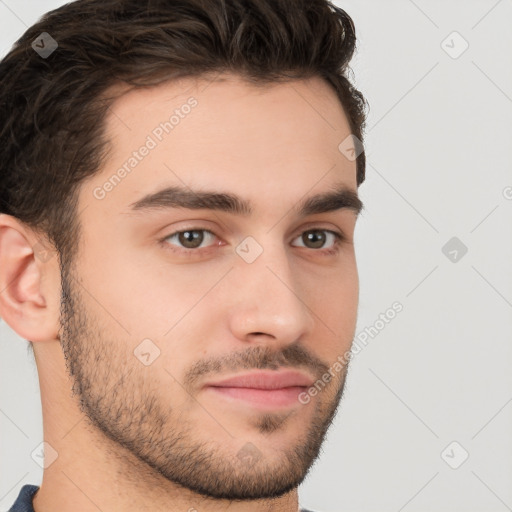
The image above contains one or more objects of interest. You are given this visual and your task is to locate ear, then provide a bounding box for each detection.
[0,213,61,342]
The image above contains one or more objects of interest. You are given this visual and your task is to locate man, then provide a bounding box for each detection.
[0,0,367,510]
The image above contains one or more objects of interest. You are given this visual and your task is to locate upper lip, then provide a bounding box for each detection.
[204,370,315,390]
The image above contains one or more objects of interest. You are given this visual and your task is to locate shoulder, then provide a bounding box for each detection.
[7,484,39,512]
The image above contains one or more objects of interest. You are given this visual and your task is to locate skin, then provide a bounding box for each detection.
[0,73,361,512]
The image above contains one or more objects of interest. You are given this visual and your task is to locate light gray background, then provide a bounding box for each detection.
[1,1,511,511]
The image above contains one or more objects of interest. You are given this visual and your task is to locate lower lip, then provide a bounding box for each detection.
[205,386,307,408]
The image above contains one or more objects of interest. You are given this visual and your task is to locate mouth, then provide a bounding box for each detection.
[203,370,314,409]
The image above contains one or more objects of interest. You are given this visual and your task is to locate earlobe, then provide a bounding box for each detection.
[0,214,61,343]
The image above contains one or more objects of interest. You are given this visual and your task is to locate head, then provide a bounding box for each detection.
[0,0,367,502]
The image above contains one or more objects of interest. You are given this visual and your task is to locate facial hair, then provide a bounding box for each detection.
[58,260,350,501]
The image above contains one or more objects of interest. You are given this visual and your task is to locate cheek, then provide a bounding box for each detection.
[108,254,231,344]
[301,258,358,353]
[77,240,194,341]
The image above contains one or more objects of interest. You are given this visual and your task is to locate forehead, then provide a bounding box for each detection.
[78,73,357,216]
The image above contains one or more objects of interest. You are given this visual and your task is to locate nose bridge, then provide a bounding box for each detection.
[228,238,315,342]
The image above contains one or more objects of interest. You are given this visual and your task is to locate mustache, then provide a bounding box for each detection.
[182,342,330,389]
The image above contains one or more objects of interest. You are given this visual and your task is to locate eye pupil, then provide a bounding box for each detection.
[179,230,204,248]
[304,230,326,249]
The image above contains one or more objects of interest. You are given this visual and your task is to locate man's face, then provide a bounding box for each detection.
[59,73,361,500]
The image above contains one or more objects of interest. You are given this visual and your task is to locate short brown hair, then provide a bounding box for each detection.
[0,0,367,266]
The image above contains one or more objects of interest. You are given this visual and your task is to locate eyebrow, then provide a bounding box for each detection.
[127,183,363,218]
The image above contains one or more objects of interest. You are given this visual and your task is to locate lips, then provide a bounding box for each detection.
[204,370,315,390]
[203,370,316,409]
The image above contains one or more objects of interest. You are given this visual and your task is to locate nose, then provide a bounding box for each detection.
[226,240,315,348]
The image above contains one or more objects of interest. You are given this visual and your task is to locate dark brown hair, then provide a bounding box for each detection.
[0,0,367,267]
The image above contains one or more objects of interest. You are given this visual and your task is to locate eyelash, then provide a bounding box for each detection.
[159,227,346,257]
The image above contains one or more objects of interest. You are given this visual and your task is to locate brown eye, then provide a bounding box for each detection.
[178,230,204,248]
[302,230,327,249]
[163,229,216,251]
[292,229,341,250]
